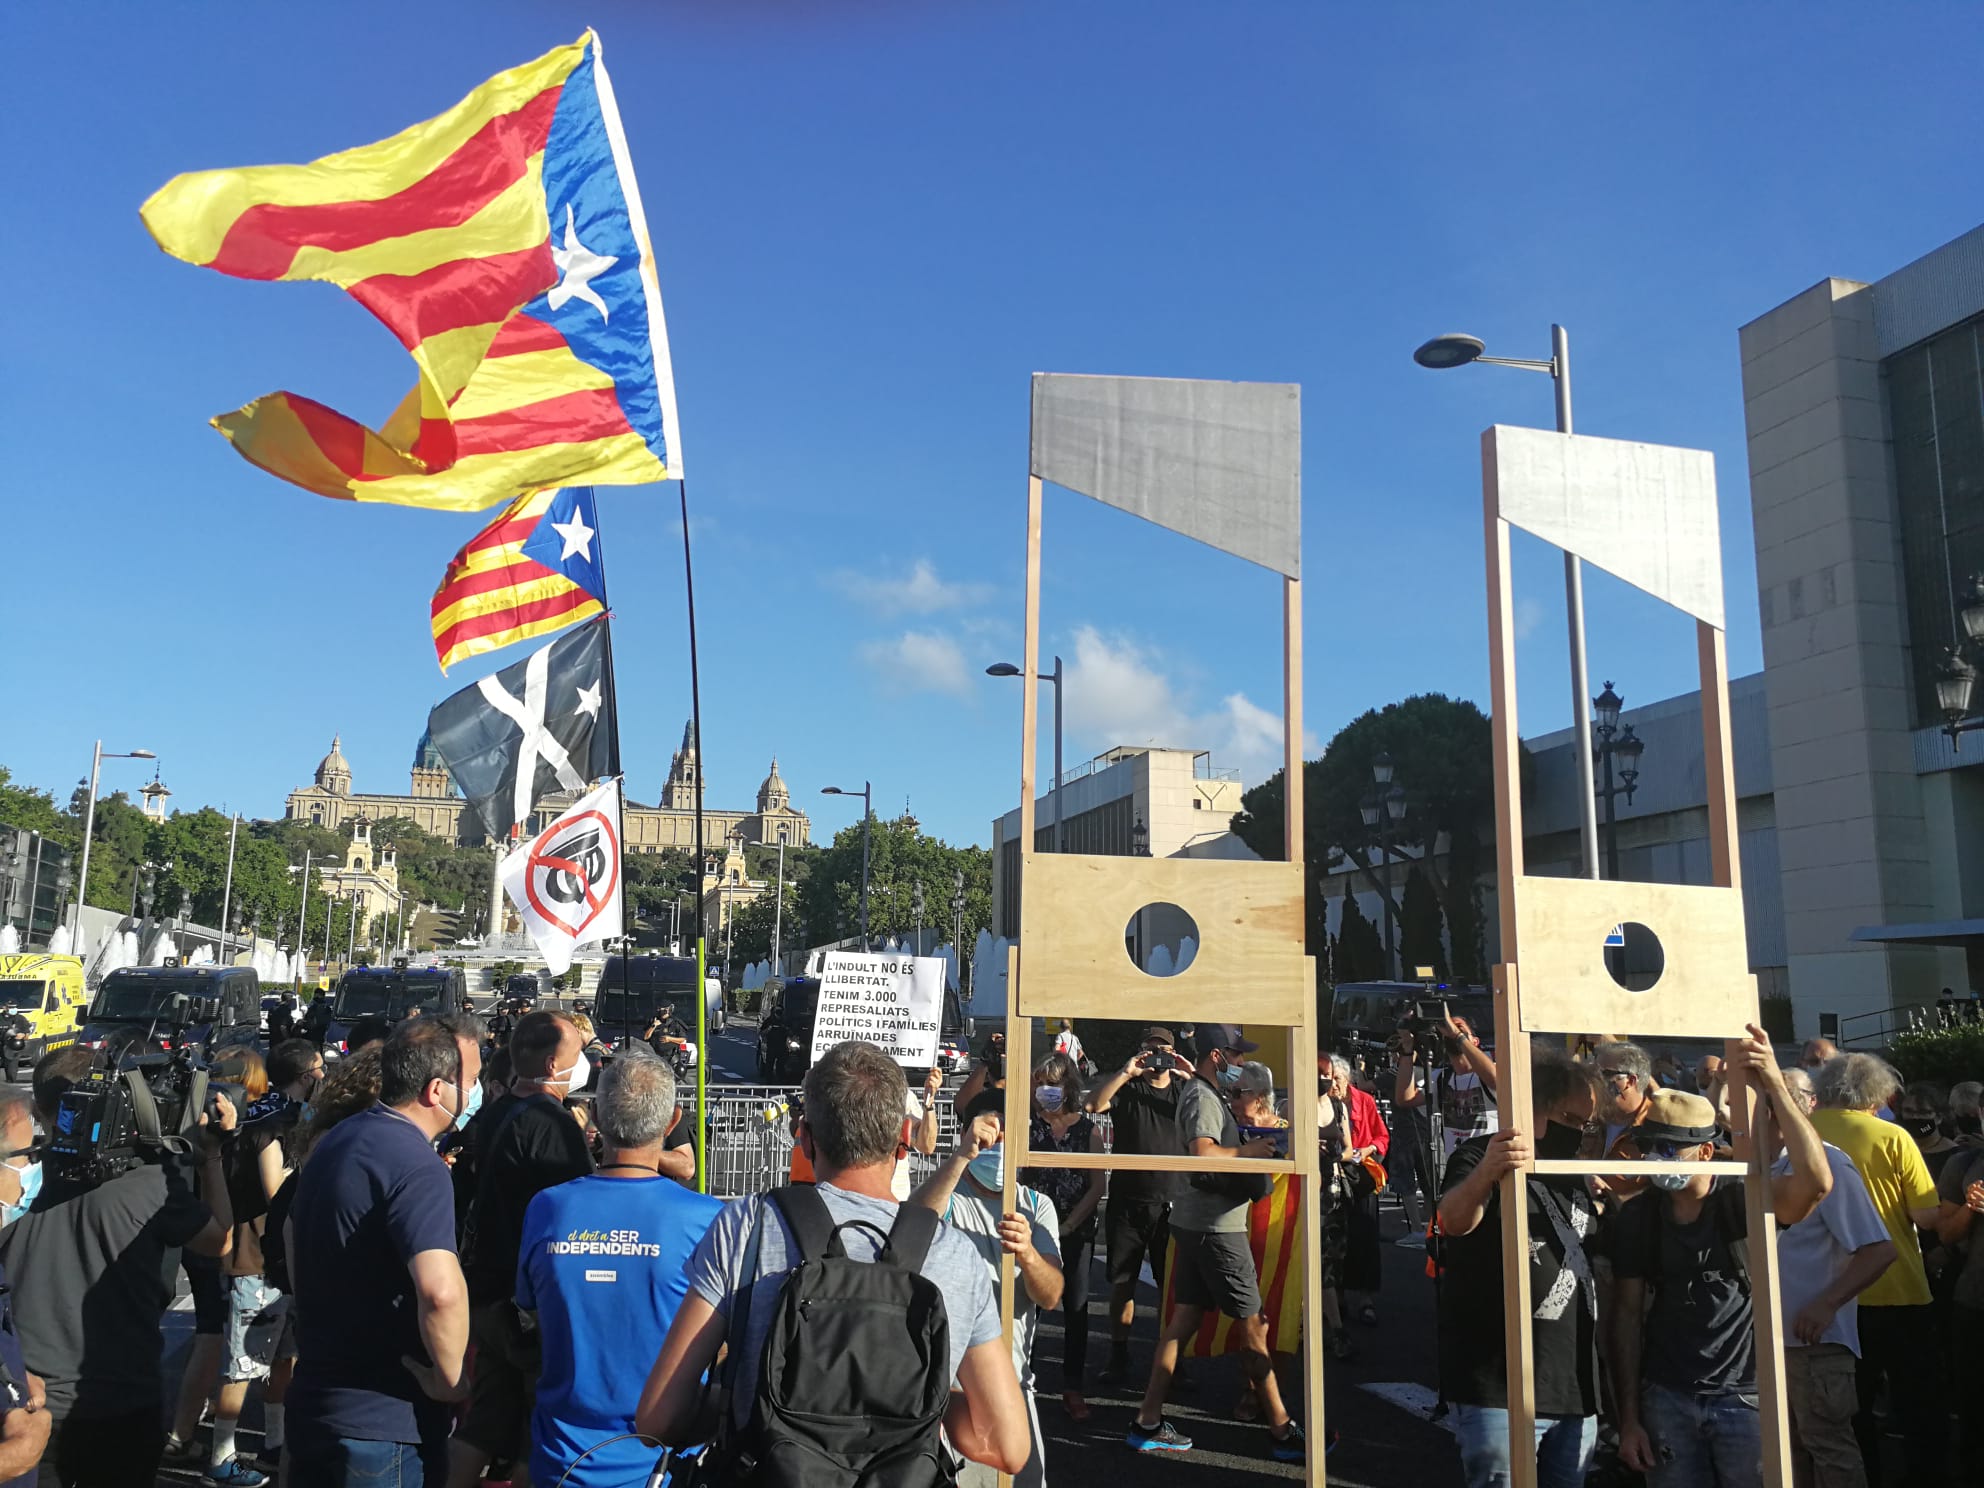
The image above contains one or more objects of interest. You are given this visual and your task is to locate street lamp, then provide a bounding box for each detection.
[69,743,156,938]
[1415,323,1602,882]
[821,782,872,948]
[987,658,1065,853]
[1358,753,1410,978]
[1592,681,1650,880]
[1934,572,1984,745]
[1130,815,1150,857]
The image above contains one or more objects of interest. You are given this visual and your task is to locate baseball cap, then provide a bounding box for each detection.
[1140,1026,1176,1047]
[1201,1023,1258,1056]
[1635,1089,1720,1146]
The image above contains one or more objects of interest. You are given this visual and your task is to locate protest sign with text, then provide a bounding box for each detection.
[808,952,947,1069]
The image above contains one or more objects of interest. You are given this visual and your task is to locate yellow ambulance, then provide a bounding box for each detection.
[0,953,88,1083]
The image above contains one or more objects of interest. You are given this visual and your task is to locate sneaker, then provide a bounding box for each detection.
[1127,1417,1194,1453]
[255,1444,283,1472]
[163,1436,203,1467]
[1270,1419,1306,1463]
[206,1457,270,1487]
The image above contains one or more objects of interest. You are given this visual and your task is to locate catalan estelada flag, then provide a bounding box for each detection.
[141,31,682,512]
[1163,1176,1307,1357]
[432,487,607,672]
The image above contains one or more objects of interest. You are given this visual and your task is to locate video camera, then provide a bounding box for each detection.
[43,993,228,1186]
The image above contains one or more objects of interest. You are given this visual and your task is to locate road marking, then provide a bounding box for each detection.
[1357,1382,1452,1434]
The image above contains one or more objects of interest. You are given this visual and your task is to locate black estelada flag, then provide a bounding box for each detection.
[426,616,620,843]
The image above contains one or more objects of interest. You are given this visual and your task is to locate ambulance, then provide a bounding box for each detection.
[0,953,88,1083]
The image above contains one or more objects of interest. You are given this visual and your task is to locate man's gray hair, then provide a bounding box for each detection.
[803,1041,910,1171]
[595,1049,678,1148]
[1952,1081,1983,1120]
[1236,1061,1276,1097]
[0,1086,35,1134]
[1603,1041,1652,1082]
[1814,1052,1901,1112]
[1779,1066,1816,1108]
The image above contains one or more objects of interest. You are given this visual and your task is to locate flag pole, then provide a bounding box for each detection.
[595,509,636,1059]
[678,476,709,1193]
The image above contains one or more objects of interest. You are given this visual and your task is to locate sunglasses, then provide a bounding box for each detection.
[1638,1139,1703,1161]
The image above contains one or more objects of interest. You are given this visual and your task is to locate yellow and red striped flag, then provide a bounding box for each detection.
[431,487,606,672]
[1163,1175,1307,1357]
[141,31,682,512]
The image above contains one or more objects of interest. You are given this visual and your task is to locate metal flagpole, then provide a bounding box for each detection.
[678,477,710,1192]
[294,850,311,996]
[216,814,239,966]
[595,512,637,1058]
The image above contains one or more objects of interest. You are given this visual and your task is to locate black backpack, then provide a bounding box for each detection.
[711,1184,955,1488]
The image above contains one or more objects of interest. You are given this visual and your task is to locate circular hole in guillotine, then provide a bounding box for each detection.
[1124,903,1200,977]
[1603,922,1665,992]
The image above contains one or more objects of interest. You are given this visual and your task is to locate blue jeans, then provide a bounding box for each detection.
[286,1429,450,1488]
[1639,1380,1762,1488]
[1451,1404,1597,1488]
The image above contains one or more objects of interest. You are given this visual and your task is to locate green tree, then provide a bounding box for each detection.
[795,816,992,955]
[0,768,73,842]
[1399,866,1449,979]
[1333,891,1384,983]
[1231,693,1520,984]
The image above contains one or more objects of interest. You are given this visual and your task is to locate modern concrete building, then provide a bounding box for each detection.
[1738,224,1984,1032]
[988,745,1256,940]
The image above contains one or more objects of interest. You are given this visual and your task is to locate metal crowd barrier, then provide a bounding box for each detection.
[697,1084,964,1198]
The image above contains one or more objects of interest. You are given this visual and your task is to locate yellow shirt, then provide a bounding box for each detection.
[1808,1108,1936,1307]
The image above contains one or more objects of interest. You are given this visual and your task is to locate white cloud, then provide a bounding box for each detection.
[1514,596,1545,641]
[1061,625,1316,785]
[860,630,973,697]
[827,559,996,616]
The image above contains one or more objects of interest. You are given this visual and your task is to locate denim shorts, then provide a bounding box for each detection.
[222,1274,285,1383]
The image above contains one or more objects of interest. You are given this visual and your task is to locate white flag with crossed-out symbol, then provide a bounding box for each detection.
[498,778,624,974]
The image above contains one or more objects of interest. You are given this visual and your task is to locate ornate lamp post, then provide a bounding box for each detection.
[1592,681,1649,880]
[1933,573,1984,745]
[1358,751,1410,978]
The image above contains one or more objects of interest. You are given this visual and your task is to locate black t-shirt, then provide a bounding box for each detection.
[1437,1134,1602,1417]
[1107,1076,1185,1204]
[0,1260,34,1488]
[0,1158,210,1419]
[463,1093,593,1303]
[1611,1178,1753,1393]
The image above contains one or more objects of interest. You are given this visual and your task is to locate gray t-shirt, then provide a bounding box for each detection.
[1169,1078,1249,1235]
[686,1182,1002,1425]
[1773,1143,1890,1354]
[944,1184,1060,1381]
[1936,1147,1984,1310]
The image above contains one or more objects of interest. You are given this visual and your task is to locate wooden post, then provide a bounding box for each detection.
[1482,438,1540,1488]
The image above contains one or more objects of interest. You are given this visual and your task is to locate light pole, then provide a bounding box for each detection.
[951,867,965,972]
[771,832,787,977]
[987,658,1064,852]
[1358,751,1410,979]
[216,814,240,968]
[1932,572,1984,746]
[1591,682,1648,881]
[69,743,156,938]
[294,851,312,992]
[821,782,872,948]
[1415,325,1600,881]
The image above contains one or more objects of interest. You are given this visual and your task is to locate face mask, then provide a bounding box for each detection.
[1537,1121,1585,1161]
[1649,1170,1693,1192]
[1216,1059,1243,1089]
[967,1147,1004,1193]
[1901,1117,1939,1140]
[1034,1085,1064,1112]
[1,1159,41,1226]
[452,1078,484,1132]
[555,1052,592,1094]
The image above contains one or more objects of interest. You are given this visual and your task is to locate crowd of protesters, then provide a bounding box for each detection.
[0,991,1969,1488]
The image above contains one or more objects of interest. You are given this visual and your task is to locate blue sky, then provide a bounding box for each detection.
[4,3,1976,848]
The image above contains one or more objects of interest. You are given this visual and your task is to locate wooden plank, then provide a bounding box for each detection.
[1019,475,1043,854]
[1699,621,1741,892]
[997,946,1028,1488]
[1530,1158,1750,1176]
[1288,962,1328,1488]
[1483,440,1539,1488]
[1015,853,1306,1019]
[1283,576,1305,865]
[1015,1150,1298,1174]
[1724,1048,1792,1486]
[1507,876,1754,1038]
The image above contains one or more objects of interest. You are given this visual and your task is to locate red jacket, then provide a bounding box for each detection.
[1346,1083,1388,1158]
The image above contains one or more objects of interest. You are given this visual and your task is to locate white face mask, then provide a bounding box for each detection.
[554,1051,591,1094]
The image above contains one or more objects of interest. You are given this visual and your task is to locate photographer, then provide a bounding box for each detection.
[0,1045,234,1488]
[0,1088,51,1487]
[1393,1006,1498,1162]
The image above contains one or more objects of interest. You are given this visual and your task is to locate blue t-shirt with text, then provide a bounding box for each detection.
[517,1173,724,1488]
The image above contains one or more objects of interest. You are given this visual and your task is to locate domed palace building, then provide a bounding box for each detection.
[285,723,809,851]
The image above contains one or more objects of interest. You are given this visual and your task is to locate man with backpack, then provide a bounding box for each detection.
[1608,1028,1832,1488]
[636,1040,1033,1485]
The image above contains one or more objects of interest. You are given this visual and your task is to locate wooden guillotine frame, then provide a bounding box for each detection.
[1479,423,1791,1488]
[997,373,1332,1488]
